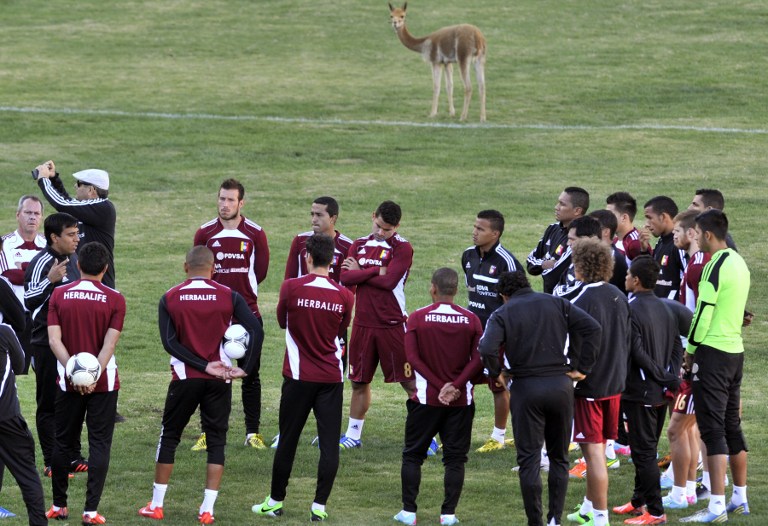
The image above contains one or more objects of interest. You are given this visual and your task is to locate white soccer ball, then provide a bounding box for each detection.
[221,324,249,360]
[65,353,101,387]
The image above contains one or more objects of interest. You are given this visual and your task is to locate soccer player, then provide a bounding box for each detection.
[659,210,707,510]
[0,322,47,526]
[32,161,116,289]
[393,268,483,526]
[589,209,628,294]
[479,271,601,526]
[687,188,737,250]
[613,256,683,525]
[552,215,601,299]
[138,246,263,524]
[461,210,521,453]
[564,238,631,526]
[640,196,686,301]
[606,192,651,265]
[252,234,354,522]
[45,242,126,525]
[23,213,81,477]
[338,200,414,448]
[193,179,270,450]
[527,187,589,293]
[680,210,750,522]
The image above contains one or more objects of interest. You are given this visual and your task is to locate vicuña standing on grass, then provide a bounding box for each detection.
[389,3,487,122]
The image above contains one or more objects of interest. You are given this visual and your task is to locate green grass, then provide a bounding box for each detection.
[0,0,766,524]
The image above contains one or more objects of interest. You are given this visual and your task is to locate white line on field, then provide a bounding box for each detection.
[1,105,766,135]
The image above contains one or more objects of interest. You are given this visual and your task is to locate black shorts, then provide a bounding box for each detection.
[691,345,747,456]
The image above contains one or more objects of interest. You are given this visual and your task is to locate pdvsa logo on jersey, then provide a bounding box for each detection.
[216,252,245,261]
[240,241,249,252]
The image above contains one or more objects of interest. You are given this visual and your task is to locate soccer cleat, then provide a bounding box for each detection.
[71,457,89,473]
[566,504,593,524]
[614,443,632,456]
[661,494,688,509]
[679,508,728,522]
[0,506,15,518]
[198,511,215,524]
[45,506,69,520]
[440,514,459,525]
[725,501,749,515]
[393,510,417,525]
[607,457,621,469]
[339,434,362,450]
[569,460,588,479]
[191,432,207,451]
[476,438,505,453]
[310,509,328,522]
[270,434,280,449]
[660,473,673,490]
[612,503,645,516]
[504,438,515,448]
[252,496,283,517]
[244,433,267,449]
[657,455,671,469]
[427,437,439,456]
[82,512,107,525]
[569,442,580,452]
[138,503,164,520]
[695,482,711,501]
[623,511,666,524]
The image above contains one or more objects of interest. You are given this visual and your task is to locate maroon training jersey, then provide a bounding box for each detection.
[680,250,711,312]
[284,230,353,283]
[340,233,413,328]
[161,278,237,381]
[277,274,355,383]
[405,302,483,407]
[194,216,269,317]
[614,228,652,266]
[48,279,126,393]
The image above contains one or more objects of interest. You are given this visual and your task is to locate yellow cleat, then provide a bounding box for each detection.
[476,438,505,453]
[191,432,207,452]
[244,433,268,449]
[504,438,515,448]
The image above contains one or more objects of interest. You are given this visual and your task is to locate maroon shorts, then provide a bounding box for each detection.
[672,379,695,415]
[573,394,621,443]
[348,324,409,384]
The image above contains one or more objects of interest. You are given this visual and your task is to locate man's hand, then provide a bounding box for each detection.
[541,258,555,270]
[566,370,586,382]
[35,160,55,179]
[438,383,459,405]
[683,353,694,373]
[638,227,652,251]
[73,382,97,395]
[341,257,360,271]
[227,367,247,379]
[205,361,230,379]
[47,258,69,283]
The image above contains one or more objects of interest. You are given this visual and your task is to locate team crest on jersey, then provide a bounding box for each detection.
[379,249,389,259]
[555,244,564,256]
[489,265,497,275]
[332,255,339,266]
[661,255,669,266]
[240,241,249,252]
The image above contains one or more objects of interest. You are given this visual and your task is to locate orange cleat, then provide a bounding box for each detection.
[138,503,164,520]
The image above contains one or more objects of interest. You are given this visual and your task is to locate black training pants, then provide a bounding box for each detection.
[623,400,666,517]
[0,415,47,525]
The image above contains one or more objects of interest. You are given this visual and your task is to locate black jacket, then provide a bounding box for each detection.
[0,324,24,421]
[526,223,571,294]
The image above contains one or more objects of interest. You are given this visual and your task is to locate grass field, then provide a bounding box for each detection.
[0,0,766,524]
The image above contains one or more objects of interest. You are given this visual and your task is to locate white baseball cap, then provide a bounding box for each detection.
[72,169,109,190]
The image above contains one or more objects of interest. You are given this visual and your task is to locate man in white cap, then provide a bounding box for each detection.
[32,161,116,289]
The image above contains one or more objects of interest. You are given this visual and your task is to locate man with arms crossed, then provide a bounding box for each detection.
[193,179,270,450]
[45,242,125,525]
[138,246,263,524]
[339,200,414,449]
[479,271,601,526]
[564,238,631,526]
[527,187,589,294]
[24,213,81,477]
[461,210,520,453]
[680,210,750,523]
[393,268,482,526]
[253,234,354,522]
[606,192,651,266]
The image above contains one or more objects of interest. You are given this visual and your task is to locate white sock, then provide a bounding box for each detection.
[579,497,593,515]
[605,441,616,460]
[200,488,218,515]
[671,485,686,503]
[152,483,168,509]
[491,427,506,444]
[268,497,282,507]
[345,418,364,440]
[593,509,608,526]
[709,495,726,515]
[702,471,711,490]
[84,511,98,518]
[311,502,325,512]
[686,480,697,497]
[732,485,747,505]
